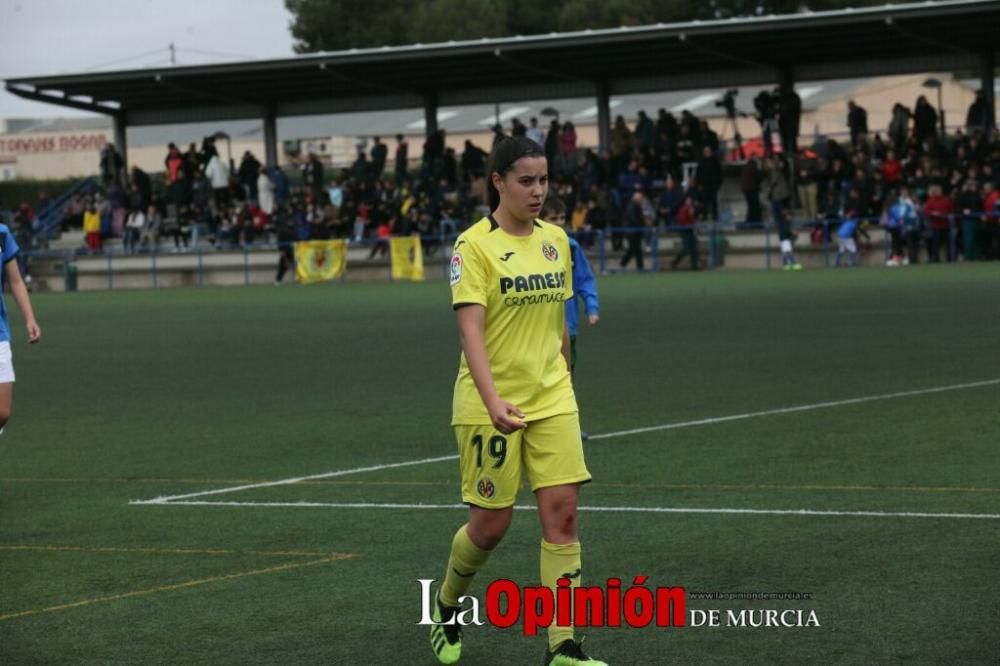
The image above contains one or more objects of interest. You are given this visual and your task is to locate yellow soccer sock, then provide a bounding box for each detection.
[540,539,582,651]
[440,524,494,607]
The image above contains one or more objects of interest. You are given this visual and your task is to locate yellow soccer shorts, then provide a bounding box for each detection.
[453,412,592,509]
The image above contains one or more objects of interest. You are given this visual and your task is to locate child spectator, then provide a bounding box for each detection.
[887,187,919,266]
[670,194,699,270]
[368,217,392,260]
[82,201,101,253]
[836,208,860,267]
[540,196,599,439]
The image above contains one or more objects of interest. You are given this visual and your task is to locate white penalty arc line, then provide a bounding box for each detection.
[131,378,1000,506]
[132,500,1000,520]
[587,378,1000,440]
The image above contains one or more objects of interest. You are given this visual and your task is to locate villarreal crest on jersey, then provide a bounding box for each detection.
[450,216,578,425]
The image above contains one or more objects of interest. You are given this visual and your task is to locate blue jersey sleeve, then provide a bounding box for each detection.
[0,225,19,264]
[570,239,599,316]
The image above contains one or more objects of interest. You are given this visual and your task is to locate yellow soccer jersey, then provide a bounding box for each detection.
[450,215,578,425]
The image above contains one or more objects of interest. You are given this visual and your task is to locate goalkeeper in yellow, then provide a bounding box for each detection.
[430,136,608,666]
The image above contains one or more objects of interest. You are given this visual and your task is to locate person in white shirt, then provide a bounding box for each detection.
[205,153,230,210]
[257,167,275,215]
[124,208,146,254]
[525,116,545,149]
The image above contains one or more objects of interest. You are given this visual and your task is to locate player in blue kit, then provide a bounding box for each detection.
[0,222,42,435]
[539,197,599,439]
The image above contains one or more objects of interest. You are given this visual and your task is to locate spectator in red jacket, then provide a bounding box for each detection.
[557,122,577,179]
[880,149,902,185]
[669,194,699,270]
[923,184,954,262]
[983,182,999,260]
[165,143,183,184]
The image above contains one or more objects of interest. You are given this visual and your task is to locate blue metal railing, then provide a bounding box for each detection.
[581,213,970,272]
[21,213,990,291]
[33,176,98,242]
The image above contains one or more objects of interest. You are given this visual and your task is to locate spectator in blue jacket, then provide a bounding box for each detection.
[271,166,290,209]
[540,196,600,438]
[656,175,684,229]
[836,206,860,267]
[885,187,918,266]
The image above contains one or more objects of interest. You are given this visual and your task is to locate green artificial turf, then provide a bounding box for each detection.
[1,264,998,664]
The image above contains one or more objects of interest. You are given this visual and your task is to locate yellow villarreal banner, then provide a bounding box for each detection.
[294,240,347,284]
[390,235,425,282]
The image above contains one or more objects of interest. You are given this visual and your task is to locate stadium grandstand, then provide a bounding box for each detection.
[1,0,998,290]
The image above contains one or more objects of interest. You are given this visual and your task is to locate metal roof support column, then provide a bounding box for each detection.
[777,67,798,206]
[596,80,610,154]
[980,50,996,132]
[113,113,128,171]
[777,68,793,89]
[777,66,798,154]
[424,92,439,138]
[263,106,278,168]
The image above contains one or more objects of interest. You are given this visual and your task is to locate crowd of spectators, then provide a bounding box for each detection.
[36,107,738,258]
[72,136,290,253]
[264,109,735,260]
[5,86,998,268]
[275,89,999,266]
[761,90,1000,264]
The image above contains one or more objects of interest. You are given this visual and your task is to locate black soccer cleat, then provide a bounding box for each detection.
[543,637,608,665]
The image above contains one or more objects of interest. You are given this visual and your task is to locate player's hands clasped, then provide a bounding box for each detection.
[487,398,526,435]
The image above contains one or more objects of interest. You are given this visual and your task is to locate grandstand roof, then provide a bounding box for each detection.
[3,77,879,143]
[5,0,998,126]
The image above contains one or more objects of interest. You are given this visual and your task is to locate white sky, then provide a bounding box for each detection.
[0,0,295,118]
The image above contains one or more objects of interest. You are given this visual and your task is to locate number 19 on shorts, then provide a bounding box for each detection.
[471,434,507,469]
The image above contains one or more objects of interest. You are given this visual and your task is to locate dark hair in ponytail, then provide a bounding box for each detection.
[486,135,545,211]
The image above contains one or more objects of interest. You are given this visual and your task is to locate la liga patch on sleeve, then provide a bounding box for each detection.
[450,253,463,286]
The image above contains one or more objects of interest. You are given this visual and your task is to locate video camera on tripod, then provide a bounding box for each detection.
[714,89,747,160]
[715,89,740,119]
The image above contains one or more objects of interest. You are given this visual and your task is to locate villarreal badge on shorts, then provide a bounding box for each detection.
[476,478,496,500]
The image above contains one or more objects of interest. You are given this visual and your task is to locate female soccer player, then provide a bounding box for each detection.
[430,136,606,666]
[0,222,41,434]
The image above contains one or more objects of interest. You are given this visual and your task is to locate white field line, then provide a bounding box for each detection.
[131,378,1000,506]
[136,500,1000,520]
[130,455,459,505]
[587,378,1000,440]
